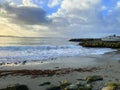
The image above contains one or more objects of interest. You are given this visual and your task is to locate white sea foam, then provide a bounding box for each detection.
[0,45,116,63]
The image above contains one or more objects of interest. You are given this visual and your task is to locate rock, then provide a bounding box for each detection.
[55,67,59,69]
[75,82,83,86]
[14,62,18,65]
[102,86,115,90]
[0,84,29,90]
[22,61,27,65]
[14,85,29,90]
[0,62,5,65]
[77,79,85,81]
[60,80,70,89]
[86,75,103,83]
[78,86,86,90]
[46,86,61,90]
[84,84,92,90]
[102,82,120,90]
[65,84,78,90]
[39,82,51,86]
[77,84,92,90]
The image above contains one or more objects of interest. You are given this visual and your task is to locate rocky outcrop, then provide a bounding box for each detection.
[80,41,120,48]
[69,38,120,48]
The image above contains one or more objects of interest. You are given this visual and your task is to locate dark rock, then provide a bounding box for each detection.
[77,79,85,81]
[60,80,71,89]
[86,75,103,83]
[14,62,18,65]
[46,86,61,90]
[0,62,5,65]
[22,61,27,65]
[55,67,59,69]
[39,82,51,86]
[0,84,29,90]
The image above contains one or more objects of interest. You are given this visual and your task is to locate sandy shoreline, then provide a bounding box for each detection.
[0,51,119,90]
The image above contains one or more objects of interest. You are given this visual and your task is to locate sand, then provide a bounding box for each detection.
[0,51,119,90]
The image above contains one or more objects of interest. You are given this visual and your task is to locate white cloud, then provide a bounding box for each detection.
[48,0,120,38]
[61,0,101,11]
[22,0,37,7]
[101,5,107,10]
[116,1,120,8]
[0,0,38,7]
[48,0,62,8]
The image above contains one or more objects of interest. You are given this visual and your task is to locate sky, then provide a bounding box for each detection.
[0,0,120,38]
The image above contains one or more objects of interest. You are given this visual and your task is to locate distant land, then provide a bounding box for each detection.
[0,35,20,37]
[0,35,37,38]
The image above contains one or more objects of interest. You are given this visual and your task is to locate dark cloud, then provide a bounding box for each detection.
[0,3,50,25]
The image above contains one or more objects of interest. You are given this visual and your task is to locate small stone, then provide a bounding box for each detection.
[102,86,115,90]
[0,62,5,65]
[22,61,27,65]
[14,62,18,65]
[0,84,29,90]
[55,67,59,69]
[46,86,61,90]
[102,82,120,90]
[78,86,85,90]
[86,75,103,83]
[84,84,92,90]
[76,82,83,86]
[60,80,70,89]
[65,84,78,90]
[39,82,51,86]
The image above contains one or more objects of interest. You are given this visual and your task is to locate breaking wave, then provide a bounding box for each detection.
[0,45,116,63]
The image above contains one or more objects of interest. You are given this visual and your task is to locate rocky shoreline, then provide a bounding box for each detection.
[69,38,120,48]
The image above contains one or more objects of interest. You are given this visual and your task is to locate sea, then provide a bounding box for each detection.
[0,37,116,64]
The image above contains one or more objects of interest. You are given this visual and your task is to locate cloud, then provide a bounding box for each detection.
[22,0,37,7]
[48,0,102,37]
[48,0,120,38]
[0,3,49,25]
[48,0,62,8]
[0,0,120,38]
[0,0,59,37]
[0,0,37,7]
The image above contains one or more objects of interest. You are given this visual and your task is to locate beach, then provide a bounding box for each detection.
[0,0,120,89]
[0,50,120,90]
[0,37,119,90]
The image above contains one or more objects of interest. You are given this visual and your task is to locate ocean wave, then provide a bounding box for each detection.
[0,45,116,63]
